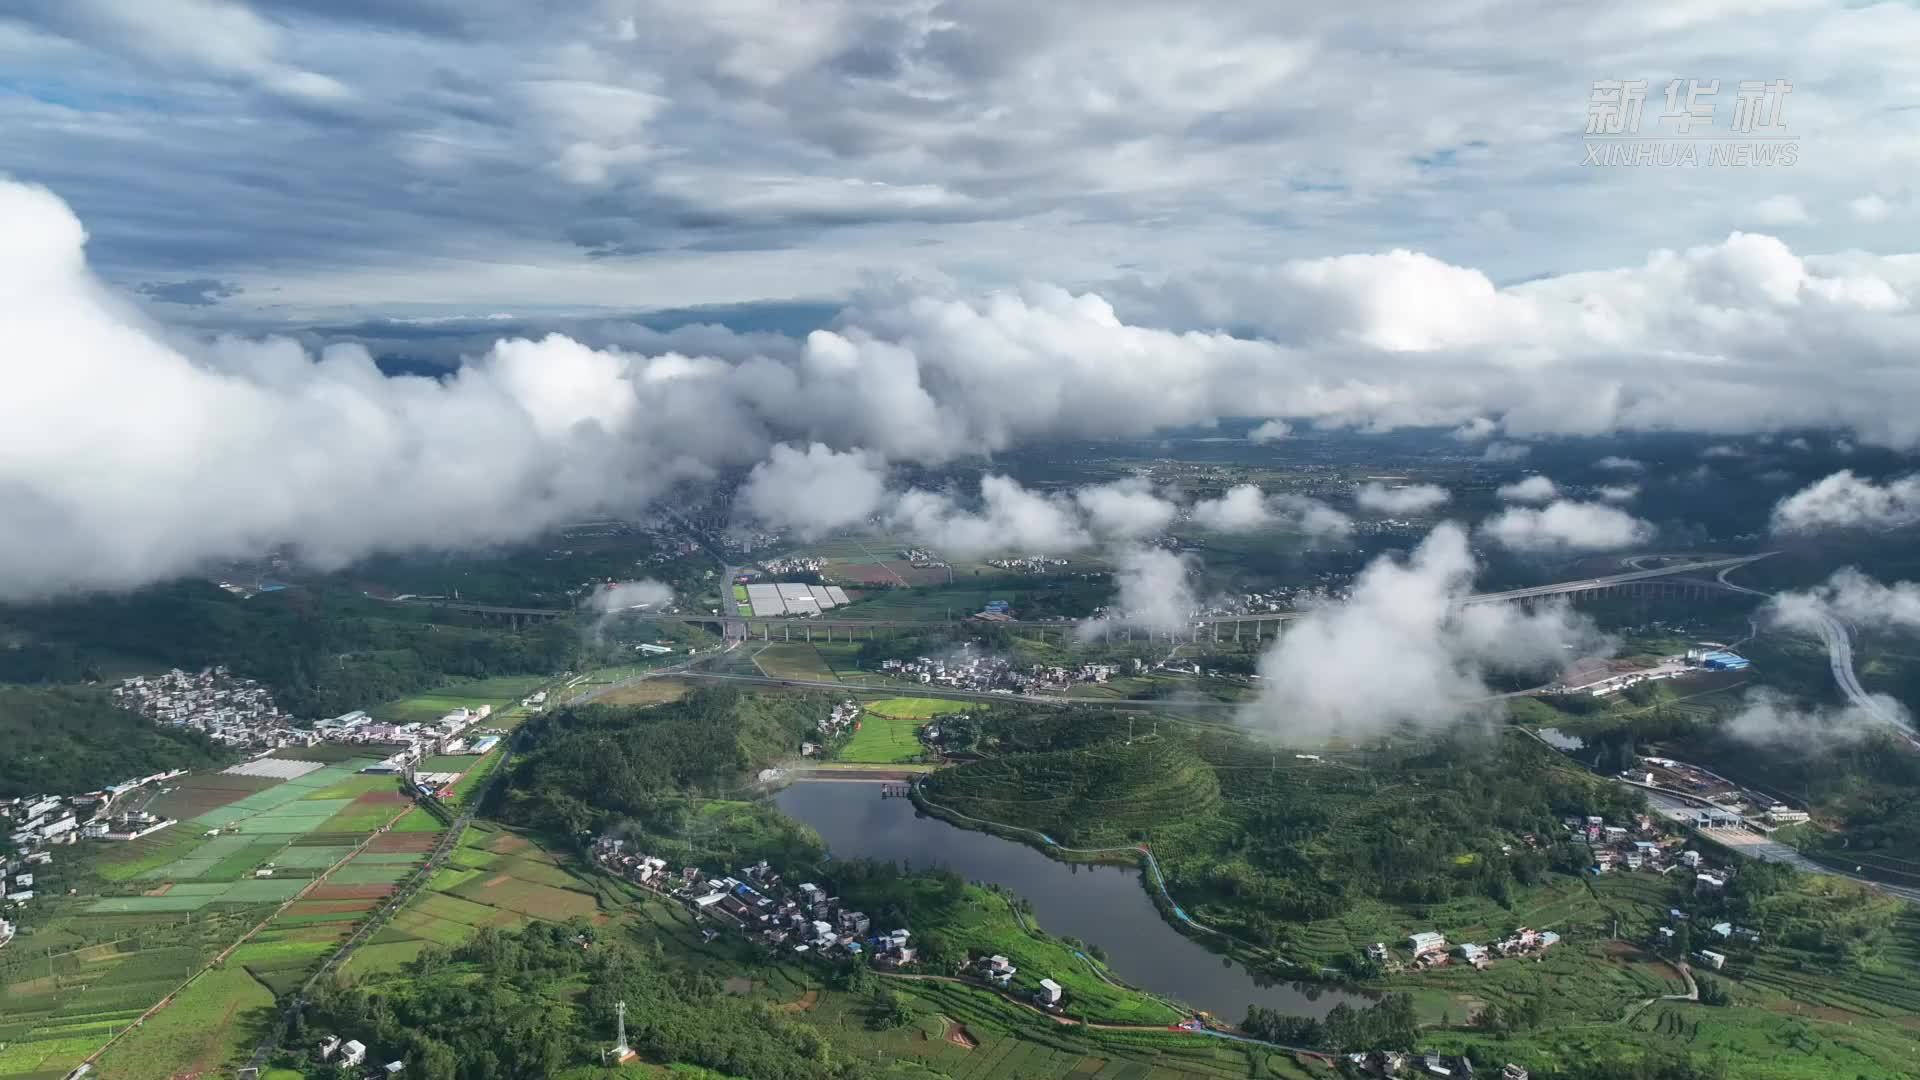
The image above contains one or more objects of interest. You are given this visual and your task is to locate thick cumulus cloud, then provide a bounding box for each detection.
[1248,420,1291,443]
[885,477,1089,558]
[1240,524,1605,740]
[1072,478,1180,540]
[0,182,710,600]
[1480,501,1655,553]
[1771,471,1920,532]
[1189,485,1351,538]
[1080,546,1197,638]
[17,178,1920,600]
[737,442,887,539]
[1355,482,1450,515]
[1770,569,1920,635]
[1496,475,1558,503]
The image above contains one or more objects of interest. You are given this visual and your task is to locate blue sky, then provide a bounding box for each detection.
[6,0,1920,323]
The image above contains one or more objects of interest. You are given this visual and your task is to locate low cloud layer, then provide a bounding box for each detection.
[589,580,675,613]
[1770,568,1920,635]
[736,443,887,540]
[1595,456,1644,472]
[1496,475,1559,503]
[1355,482,1451,515]
[1480,501,1655,553]
[1248,420,1291,444]
[1189,485,1352,538]
[1240,524,1607,740]
[1722,687,1908,746]
[1081,546,1197,638]
[10,178,1920,601]
[1596,484,1640,503]
[1771,471,1920,533]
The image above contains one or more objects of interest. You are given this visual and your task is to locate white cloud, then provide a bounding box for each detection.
[1850,194,1893,223]
[737,442,888,539]
[1354,482,1451,515]
[589,579,675,613]
[1451,417,1497,442]
[1248,419,1291,443]
[1771,470,1920,532]
[1188,485,1272,532]
[1480,501,1654,552]
[1722,687,1906,746]
[1081,546,1197,638]
[885,477,1090,558]
[1481,441,1531,463]
[1072,477,1180,540]
[1595,456,1645,472]
[1701,443,1745,459]
[1750,195,1811,227]
[1769,568,1920,635]
[1188,485,1351,538]
[1240,524,1607,740]
[1596,483,1639,503]
[1496,475,1559,503]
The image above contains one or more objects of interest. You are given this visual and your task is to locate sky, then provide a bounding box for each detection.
[5,0,1920,323]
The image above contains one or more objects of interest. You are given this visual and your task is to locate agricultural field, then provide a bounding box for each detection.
[337,824,606,978]
[865,696,980,719]
[89,964,276,1080]
[835,715,930,764]
[367,674,548,724]
[0,757,437,1080]
[751,642,840,681]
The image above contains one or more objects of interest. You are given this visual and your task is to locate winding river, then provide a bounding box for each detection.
[773,780,1369,1021]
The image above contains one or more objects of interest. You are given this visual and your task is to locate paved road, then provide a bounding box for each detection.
[1716,564,1916,739]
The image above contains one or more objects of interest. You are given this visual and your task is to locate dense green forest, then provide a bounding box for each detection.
[921,712,1642,939]
[1,581,582,716]
[294,920,872,1080]
[0,685,226,797]
[499,688,826,840]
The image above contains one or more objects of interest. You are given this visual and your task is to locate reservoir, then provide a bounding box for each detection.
[774,780,1369,1021]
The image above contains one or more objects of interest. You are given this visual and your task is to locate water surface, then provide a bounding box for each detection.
[774,780,1368,1020]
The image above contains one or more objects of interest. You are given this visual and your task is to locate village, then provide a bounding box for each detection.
[0,766,194,921]
[1357,804,1760,990]
[878,653,1123,695]
[587,839,1073,1013]
[112,666,298,748]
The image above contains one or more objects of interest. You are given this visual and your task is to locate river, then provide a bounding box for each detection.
[773,780,1369,1021]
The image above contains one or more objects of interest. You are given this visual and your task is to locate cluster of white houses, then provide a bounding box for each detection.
[314,1034,403,1077]
[1379,927,1560,973]
[2,768,197,917]
[113,667,299,748]
[309,705,500,777]
[588,838,1073,1010]
[1340,1053,1532,1079]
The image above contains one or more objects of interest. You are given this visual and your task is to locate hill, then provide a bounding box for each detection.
[0,685,225,797]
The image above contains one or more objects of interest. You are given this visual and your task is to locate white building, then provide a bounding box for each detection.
[1037,978,1063,1005]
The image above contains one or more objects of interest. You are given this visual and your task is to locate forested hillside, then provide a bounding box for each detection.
[0,685,225,796]
[298,920,870,1080]
[922,712,1642,938]
[1,581,581,716]
[500,687,828,837]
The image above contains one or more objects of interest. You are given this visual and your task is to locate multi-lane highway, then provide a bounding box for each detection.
[1715,563,1915,739]
[391,552,1776,631]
